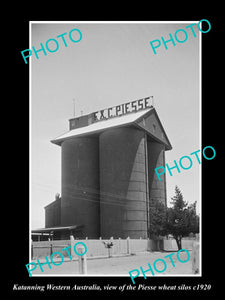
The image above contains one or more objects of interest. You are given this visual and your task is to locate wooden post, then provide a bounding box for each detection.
[77,244,87,274]
[109,237,113,258]
[192,240,200,274]
[70,235,75,258]
[31,243,34,260]
[127,237,131,255]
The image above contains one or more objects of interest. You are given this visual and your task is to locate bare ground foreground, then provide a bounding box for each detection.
[32,250,195,276]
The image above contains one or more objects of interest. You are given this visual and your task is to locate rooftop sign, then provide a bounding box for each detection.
[93,96,153,122]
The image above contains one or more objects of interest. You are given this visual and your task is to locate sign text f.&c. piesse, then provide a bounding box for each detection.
[93,97,153,122]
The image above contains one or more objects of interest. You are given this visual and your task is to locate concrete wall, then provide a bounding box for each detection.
[99,127,148,239]
[61,137,100,238]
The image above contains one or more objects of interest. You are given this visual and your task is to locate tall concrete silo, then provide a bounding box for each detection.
[99,127,148,239]
[49,102,172,240]
[147,141,167,206]
[61,136,100,238]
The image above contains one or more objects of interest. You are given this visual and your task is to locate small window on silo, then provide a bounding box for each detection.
[152,124,156,133]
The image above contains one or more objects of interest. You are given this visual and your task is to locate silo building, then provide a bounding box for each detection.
[44,97,172,239]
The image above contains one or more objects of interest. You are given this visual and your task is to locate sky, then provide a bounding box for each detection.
[31,22,200,229]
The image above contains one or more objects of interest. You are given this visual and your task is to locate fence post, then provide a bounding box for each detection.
[192,238,200,274]
[77,244,87,274]
[70,235,75,258]
[110,237,114,257]
[127,237,131,255]
[31,243,34,260]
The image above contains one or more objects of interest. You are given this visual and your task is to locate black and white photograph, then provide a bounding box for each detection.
[9,15,221,296]
[30,21,200,277]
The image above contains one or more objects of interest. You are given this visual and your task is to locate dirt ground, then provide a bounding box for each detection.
[32,250,194,276]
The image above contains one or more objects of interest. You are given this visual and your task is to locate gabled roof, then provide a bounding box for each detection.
[135,108,172,150]
[51,107,172,150]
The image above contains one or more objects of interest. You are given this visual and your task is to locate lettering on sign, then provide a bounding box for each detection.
[93,96,153,122]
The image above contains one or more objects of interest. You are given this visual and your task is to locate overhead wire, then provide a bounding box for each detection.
[32,180,149,209]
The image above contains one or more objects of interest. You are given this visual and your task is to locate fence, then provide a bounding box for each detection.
[32,240,71,259]
[31,237,195,260]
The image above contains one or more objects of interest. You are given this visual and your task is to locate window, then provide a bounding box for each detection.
[152,124,156,132]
